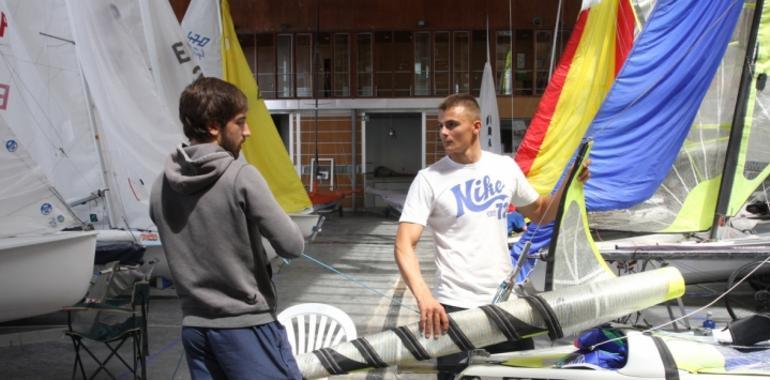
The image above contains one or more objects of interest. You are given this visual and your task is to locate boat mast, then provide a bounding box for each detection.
[548,0,563,80]
[78,72,125,229]
[313,0,320,192]
[711,0,765,240]
[46,23,123,229]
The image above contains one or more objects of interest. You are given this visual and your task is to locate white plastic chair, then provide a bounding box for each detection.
[277,303,357,357]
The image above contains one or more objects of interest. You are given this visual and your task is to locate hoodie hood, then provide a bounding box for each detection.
[165,143,234,194]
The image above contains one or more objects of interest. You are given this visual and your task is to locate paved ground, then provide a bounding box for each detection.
[0,212,764,379]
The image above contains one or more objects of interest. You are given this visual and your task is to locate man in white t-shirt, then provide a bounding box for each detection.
[395,94,588,379]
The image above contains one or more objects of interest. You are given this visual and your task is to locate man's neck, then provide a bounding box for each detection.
[448,147,482,165]
[189,137,216,145]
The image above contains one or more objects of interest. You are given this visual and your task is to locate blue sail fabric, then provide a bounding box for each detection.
[583,0,744,211]
[513,0,744,279]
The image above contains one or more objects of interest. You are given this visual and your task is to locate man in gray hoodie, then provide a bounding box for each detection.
[150,77,304,379]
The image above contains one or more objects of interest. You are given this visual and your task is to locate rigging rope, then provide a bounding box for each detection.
[283,252,420,314]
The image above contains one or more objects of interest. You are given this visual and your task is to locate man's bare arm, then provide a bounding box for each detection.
[394,222,448,338]
[518,159,591,224]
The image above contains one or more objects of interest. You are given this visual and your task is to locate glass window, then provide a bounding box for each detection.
[434,32,450,96]
[414,32,431,96]
[374,31,393,97]
[277,34,293,98]
[470,31,486,95]
[553,28,570,70]
[256,34,275,99]
[316,33,332,98]
[393,31,413,97]
[356,33,373,96]
[502,118,530,153]
[295,34,312,97]
[333,33,350,97]
[535,30,552,95]
[238,34,257,77]
[453,31,470,94]
[514,29,533,95]
[496,31,513,95]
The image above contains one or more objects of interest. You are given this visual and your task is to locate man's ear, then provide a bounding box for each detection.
[206,122,221,138]
[472,119,482,135]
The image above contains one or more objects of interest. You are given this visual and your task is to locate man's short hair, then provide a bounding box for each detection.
[439,94,481,121]
[179,77,248,141]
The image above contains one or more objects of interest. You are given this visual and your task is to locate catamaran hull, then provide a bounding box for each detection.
[596,234,770,285]
[458,329,770,379]
[295,267,684,379]
[0,232,97,322]
[457,366,762,379]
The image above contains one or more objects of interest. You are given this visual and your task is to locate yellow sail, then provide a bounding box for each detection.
[219,0,312,212]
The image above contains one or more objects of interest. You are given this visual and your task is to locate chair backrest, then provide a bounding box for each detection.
[277,303,357,356]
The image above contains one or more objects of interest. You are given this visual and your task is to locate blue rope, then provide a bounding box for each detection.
[170,344,185,380]
[299,253,419,314]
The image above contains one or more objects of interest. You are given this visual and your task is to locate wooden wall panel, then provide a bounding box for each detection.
[498,96,541,119]
[425,115,443,165]
[297,114,364,209]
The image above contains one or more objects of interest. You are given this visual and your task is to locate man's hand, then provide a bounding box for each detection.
[418,295,449,339]
[577,159,591,183]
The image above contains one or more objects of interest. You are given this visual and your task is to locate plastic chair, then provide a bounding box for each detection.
[64,262,151,379]
[277,303,357,356]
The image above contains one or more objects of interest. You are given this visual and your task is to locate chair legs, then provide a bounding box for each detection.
[67,331,146,380]
[69,337,87,380]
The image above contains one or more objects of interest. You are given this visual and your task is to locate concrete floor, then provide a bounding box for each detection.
[0,212,764,379]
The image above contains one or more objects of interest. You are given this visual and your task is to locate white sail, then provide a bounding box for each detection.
[136,0,202,117]
[65,0,185,230]
[0,0,105,223]
[479,61,502,153]
[0,125,76,237]
[181,0,223,79]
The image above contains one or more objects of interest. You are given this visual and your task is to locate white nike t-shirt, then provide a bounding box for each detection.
[400,151,539,308]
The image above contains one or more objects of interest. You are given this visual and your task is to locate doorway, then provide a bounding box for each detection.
[363,112,421,208]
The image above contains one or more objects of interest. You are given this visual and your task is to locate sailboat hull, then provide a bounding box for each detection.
[0,232,97,322]
[596,232,770,285]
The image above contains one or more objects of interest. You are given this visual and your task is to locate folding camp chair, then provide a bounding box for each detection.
[64,262,151,379]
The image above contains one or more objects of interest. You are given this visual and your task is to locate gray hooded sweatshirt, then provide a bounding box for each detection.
[150,143,304,328]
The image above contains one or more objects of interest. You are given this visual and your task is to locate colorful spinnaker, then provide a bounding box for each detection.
[510,0,635,281]
[514,0,745,281]
[514,0,635,195]
[591,0,762,233]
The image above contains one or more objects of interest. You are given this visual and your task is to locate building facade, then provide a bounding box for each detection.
[169,0,578,210]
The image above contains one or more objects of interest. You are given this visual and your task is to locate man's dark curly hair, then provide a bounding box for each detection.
[179,77,248,141]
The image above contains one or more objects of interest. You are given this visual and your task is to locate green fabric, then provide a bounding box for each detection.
[727,2,770,215]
